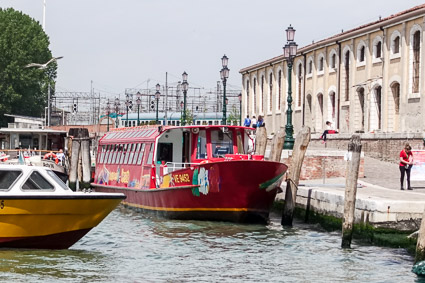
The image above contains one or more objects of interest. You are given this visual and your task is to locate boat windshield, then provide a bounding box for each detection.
[211,129,234,158]
[0,170,22,191]
[46,170,69,190]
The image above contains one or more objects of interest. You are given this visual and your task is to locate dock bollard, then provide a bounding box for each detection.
[341,135,362,248]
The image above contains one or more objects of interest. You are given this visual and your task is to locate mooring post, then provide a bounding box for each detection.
[69,136,80,191]
[81,137,91,189]
[415,207,425,263]
[341,135,362,248]
[269,130,285,162]
[255,127,267,156]
[281,126,311,226]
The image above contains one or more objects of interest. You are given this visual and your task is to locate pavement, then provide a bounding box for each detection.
[277,156,425,230]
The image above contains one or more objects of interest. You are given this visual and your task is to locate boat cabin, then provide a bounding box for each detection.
[96,125,254,189]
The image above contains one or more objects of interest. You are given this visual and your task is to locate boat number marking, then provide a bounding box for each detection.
[0,200,4,209]
[174,174,190,183]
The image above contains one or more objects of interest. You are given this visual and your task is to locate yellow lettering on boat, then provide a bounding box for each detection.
[121,169,130,184]
[109,172,118,182]
[175,173,190,183]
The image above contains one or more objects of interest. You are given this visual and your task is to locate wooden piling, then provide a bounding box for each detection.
[281,126,311,226]
[68,128,90,191]
[69,137,80,191]
[341,135,362,248]
[81,138,91,189]
[269,130,285,162]
[255,127,267,156]
[415,207,425,263]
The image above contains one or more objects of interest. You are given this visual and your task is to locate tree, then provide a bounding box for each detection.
[0,8,56,126]
[227,105,240,126]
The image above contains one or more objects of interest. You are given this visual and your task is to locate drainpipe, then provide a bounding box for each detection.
[302,53,307,126]
[336,41,342,130]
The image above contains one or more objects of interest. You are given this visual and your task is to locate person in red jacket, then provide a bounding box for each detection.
[399,144,414,190]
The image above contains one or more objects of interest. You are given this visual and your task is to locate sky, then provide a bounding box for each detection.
[2,0,425,99]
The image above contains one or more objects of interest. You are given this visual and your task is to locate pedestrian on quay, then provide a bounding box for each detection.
[399,143,414,190]
[320,121,338,143]
[257,115,265,128]
[251,116,257,129]
[243,115,251,127]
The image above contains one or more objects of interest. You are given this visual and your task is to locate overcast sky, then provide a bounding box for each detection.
[2,0,425,98]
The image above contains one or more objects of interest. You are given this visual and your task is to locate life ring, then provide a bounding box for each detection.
[43,152,57,160]
[192,128,199,134]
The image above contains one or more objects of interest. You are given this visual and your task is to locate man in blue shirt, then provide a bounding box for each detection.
[243,115,251,127]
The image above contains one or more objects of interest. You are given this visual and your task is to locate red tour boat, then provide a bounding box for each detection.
[92,125,287,223]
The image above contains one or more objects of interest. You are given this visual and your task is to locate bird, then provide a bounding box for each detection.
[24,56,63,69]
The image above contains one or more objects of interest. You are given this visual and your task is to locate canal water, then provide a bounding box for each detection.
[0,207,421,282]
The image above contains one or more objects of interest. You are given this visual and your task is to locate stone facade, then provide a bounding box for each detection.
[240,4,425,140]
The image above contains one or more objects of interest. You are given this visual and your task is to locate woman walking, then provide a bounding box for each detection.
[399,144,414,190]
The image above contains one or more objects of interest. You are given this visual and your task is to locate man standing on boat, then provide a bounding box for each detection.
[243,115,251,127]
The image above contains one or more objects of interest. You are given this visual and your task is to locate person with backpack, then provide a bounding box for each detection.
[243,115,251,127]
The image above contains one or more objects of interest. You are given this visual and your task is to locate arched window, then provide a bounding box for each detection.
[261,75,265,112]
[344,51,350,101]
[297,63,302,107]
[331,53,336,69]
[393,36,400,54]
[318,54,324,72]
[246,79,250,114]
[359,46,365,62]
[413,30,421,93]
[278,70,282,110]
[269,72,273,112]
[375,41,382,58]
[253,78,257,113]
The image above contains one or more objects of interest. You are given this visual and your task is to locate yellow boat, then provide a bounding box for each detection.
[0,164,125,249]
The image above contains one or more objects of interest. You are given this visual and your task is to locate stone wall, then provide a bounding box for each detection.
[308,132,425,163]
[280,150,364,180]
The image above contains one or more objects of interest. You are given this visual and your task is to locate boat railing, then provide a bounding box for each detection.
[0,149,67,166]
[163,162,201,174]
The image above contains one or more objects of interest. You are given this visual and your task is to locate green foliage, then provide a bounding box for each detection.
[181,109,193,125]
[0,8,56,126]
[227,105,240,125]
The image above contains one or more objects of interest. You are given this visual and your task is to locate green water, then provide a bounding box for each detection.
[0,207,420,282]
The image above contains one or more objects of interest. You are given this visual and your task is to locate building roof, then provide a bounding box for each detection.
[0,128,67,134]
[240,4,425,73]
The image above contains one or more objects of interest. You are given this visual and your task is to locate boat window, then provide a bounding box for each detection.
[128,144,136,164]
[196,130,207,159]
[137,143,145,165]
[211,129,234,157]
[115,144,123,164]
[0,170,22,191]
[105,145,112,164]
[147,143,154,165]
[124,144,132,164]
[46,170,69,190]
[120,144,128,164]
[22,171,54,191]
[132,143,141,165]
[157,143,173,163]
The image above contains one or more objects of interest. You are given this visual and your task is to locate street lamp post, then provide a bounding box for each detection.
[283,25,298,150]
[106,100,110,132]
[220,55,229,125]
[238,93,242,126]
[155,84,161,124]
[114,98,120,128]
[182,72,188,126]
[125,94,130,127]
[180,101,184,125]
[136,92,141,126]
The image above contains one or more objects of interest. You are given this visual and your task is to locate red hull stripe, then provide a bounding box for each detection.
[122,201,268,213]
[0,228,92,249]
[92,183,199,192]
